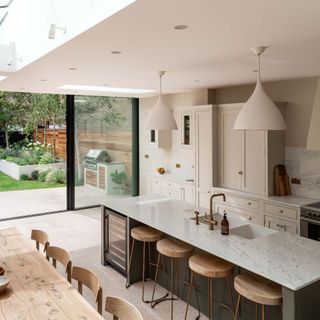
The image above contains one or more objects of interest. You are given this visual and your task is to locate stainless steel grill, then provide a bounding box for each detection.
[84,149,110,170]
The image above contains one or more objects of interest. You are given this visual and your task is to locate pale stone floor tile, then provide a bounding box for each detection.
[0,208,203,319]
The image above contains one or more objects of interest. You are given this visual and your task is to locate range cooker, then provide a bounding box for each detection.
[301,202,320,241]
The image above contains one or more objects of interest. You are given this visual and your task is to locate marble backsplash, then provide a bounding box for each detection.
[285,147,320,199]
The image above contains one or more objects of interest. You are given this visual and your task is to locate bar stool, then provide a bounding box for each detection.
[233,273,282,320]
[151,237,195,320]
[185,253,234,320]
[126,225,164,303]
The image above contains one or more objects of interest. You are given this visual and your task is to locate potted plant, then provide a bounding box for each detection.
[110,170,128,194]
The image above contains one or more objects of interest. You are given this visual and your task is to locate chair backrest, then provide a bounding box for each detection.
[46,245,72,283]
[105,296,143,320]
[31,229,49,252]
[72,266,103,315]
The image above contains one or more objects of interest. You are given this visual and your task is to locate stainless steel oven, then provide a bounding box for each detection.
[300,202,320,241]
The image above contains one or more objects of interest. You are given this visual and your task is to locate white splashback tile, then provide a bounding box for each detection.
[285,147,320,199]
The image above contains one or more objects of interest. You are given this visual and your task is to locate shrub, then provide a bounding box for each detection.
[45,168,66,184]
[38,152,56,164]
[31,170,39,180]
[20,174,30,181]
[0,148,6,159]
[38,169,50,182]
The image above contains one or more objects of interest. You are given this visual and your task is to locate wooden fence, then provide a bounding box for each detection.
[34,129,132,184]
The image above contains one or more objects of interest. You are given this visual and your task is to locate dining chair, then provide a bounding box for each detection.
[105,296,143,320]
[71,266,103,315]
[46,245,72,283]
[31,229,49,252]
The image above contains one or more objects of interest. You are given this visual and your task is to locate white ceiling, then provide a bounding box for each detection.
[1,0,320,97]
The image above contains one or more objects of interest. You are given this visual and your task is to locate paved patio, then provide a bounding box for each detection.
[0,186,129,220]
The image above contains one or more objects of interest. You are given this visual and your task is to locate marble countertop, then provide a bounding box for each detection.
[102,195,320,291]
[212,187,318,207]
[148,173,195,185]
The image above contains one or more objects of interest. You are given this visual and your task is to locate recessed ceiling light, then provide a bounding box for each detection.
[174,25,188,30]
[194,80,200,83]
[253,70,258,73]
[103,83,110,86]
[0,76,7,82]
[19,87,25,90]
[58,84,154,95]
[111,50,122,54]
[69,67,77,71]
[40,79,47,82]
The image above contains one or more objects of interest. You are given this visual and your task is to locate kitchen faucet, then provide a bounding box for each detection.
[209,193,226,230]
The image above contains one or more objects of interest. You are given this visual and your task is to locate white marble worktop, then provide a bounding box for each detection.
[148,173,195,185]
[102,195,320,291]
[213,187,318,207]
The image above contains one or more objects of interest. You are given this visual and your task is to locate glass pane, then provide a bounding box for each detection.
[184,115,190,145]
[74,95,134,208]
[150,130,156,143]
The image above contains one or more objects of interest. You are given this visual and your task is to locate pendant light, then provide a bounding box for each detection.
[234,47,287,131]
[145,71,178,130]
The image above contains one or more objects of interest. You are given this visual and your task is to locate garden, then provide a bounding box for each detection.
[0,92,66,191]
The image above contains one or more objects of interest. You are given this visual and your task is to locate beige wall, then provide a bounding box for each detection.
[139,89,209,194]
[210,77,318,148]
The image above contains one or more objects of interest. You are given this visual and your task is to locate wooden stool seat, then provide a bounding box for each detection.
[131,226,163,242]
[234,273,282,306]
[156,238,193,258]
[189,253,234,278]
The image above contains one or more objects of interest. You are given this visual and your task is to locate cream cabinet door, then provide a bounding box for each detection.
[218,109,243,190]
[195,109,212,209]
[181,185,196,205]
[243,130,266,195]
[148,177,160,195]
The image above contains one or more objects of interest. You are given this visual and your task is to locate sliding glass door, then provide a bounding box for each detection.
[72,95,138,208]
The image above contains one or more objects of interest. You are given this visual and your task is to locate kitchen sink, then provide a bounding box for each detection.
[230,224,276,239]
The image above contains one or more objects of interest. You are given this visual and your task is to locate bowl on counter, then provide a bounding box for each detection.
[0,276,9,294]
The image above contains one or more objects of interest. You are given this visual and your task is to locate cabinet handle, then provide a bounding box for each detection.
[247,216,252,221]
[248,202,252,206]
[278,209,284,213]
[238,171,243,175]
[207,191,210,194]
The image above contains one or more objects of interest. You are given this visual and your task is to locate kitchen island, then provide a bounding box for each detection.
[101,195,320,320]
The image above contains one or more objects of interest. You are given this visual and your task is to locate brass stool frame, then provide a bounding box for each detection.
[151,252,200,320]
[185,271,234,320]
[126,238,168,303]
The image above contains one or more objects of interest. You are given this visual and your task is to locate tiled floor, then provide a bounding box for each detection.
[0,208,201,319]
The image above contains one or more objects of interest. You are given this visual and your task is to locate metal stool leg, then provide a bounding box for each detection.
[255,303,258,320]
[262,304,265,320]
[141,241,149,303]
[171,257,174,320]
[184,271,200,320]
[125,238,135,288]
[151,252,161,306]
[233,294,241,320]
[227,276,235,314]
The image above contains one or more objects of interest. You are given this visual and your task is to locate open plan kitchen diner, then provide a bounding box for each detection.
[1,1,320,320]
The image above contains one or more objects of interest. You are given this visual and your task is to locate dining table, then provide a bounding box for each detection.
[0,227,104,319]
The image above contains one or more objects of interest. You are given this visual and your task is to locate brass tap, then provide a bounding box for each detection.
[194,211,200,225]
[209,193,226,230]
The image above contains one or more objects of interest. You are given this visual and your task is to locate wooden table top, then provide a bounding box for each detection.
[0,227,104,320]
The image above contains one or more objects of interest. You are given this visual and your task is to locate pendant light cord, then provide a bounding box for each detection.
[257,53,261,82]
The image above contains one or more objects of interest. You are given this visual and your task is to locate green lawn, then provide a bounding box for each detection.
[0,172,65,192]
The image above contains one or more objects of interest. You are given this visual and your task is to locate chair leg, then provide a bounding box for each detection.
[125,238,135,288]
[233,294,241,320]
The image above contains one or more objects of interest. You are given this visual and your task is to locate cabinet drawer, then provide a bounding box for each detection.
[160,180,181,191]
[160,188,181,200]
[264,203,297,220]
[223,193,259,211]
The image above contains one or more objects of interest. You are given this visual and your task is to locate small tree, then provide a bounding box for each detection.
[0,91,32,148]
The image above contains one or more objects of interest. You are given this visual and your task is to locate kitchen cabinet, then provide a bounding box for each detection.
[264,215,298,235]
[181,184,196,205]
[148,129,171,148]
[218,103,285,196]
[148,176,161,195]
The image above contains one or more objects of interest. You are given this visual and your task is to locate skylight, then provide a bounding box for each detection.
[0,75,7,81]
[58,84,154,95]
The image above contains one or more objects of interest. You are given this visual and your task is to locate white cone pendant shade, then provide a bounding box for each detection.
[145,71,178,131]
[234,47,287,131]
